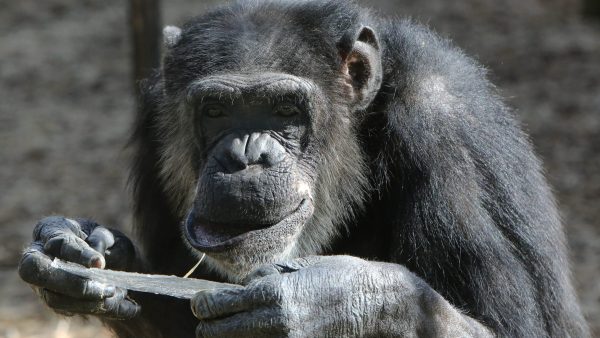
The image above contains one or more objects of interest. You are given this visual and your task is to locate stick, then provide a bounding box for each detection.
[51,258,241,300]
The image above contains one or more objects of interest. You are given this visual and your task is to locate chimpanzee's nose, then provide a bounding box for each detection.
[216,132,287,173]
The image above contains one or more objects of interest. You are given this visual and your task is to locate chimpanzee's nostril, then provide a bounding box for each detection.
[215,132,286,173]
[244,133,286,168]
[225,152,248,171]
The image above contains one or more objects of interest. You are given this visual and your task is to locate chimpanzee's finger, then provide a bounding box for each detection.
[103,229,136,271]
[32,216,105,268]
[86,226,115,257]
[44,234,106,268]
[191,284,277,321]
[191,287,252,320]
[41,288,140,320]
[19,246,115,300]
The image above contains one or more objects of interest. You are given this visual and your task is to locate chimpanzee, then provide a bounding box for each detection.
[19,1,589,337]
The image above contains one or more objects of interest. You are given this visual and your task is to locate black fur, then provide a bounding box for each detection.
[119,1,588,336]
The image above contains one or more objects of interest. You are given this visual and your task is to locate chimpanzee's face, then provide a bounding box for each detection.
[182,73,320,277]
[156,12,380,280]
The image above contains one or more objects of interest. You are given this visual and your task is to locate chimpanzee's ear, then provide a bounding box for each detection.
[338,26,383,110]
[163,25,182,48]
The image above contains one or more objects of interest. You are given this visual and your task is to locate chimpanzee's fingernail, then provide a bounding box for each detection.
[90,255,105,269]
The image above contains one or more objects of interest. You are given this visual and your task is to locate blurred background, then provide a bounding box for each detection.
[1,0,598,337]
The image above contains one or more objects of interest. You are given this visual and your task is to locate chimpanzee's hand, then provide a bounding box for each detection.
[18,216,140,319]
[191,255,397,337]
[191,255,491,337]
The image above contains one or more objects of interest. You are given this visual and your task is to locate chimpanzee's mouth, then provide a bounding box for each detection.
[183,199,313,252]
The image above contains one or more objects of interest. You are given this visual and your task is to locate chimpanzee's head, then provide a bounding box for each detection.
[156,2,382,280]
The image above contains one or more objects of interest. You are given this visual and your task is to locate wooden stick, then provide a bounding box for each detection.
[52,258,241,300]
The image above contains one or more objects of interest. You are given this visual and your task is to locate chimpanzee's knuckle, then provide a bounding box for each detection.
[45,291,103,316]
[80,279,115,299]
[100,288,141,319]
[18,250,46,284]
[17,253,34,281]
[244,264,280,284]
[43,235,66,254]
[34,216,60,231]
[246,279,279,305]
[33,216,66,239]
[191,292,215,319]
[113,299,141,320]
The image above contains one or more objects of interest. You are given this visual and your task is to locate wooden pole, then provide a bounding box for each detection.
[129,0,161,99]
[583,0,600,19]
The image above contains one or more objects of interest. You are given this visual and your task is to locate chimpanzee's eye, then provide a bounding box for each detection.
[202,104,226,118]
[273,103,300,117]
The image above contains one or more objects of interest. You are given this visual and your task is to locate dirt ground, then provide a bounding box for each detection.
[1,0,598,337]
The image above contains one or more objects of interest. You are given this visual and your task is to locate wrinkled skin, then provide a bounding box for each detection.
[192,256,491,337]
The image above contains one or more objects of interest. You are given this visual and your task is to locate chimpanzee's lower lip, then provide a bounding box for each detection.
[183,199,312,252]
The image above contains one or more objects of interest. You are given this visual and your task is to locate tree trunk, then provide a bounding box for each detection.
[129,0,161,99]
